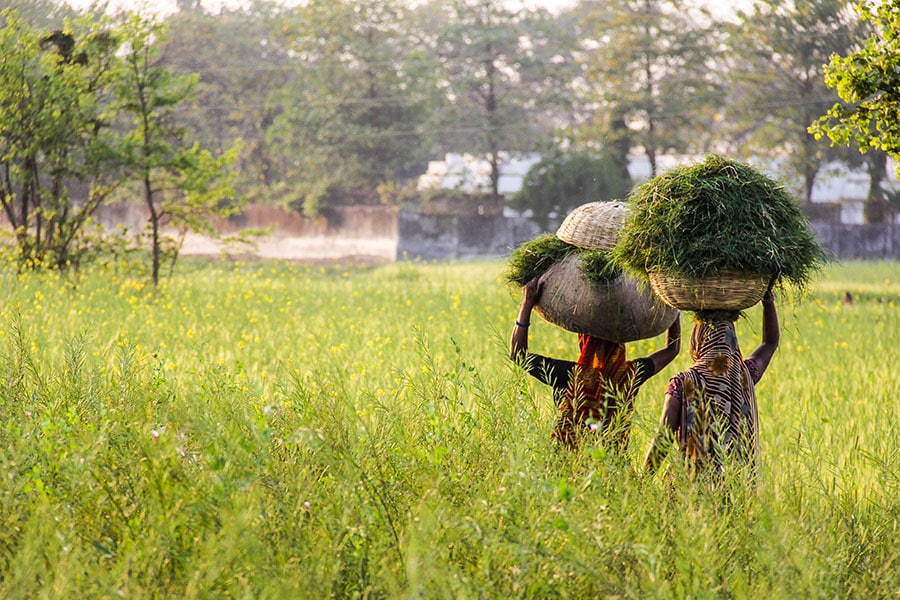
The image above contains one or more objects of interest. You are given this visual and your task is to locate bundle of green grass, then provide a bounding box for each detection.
[612,154,827,311]
[506,233,620,286]
[506,202,677,343]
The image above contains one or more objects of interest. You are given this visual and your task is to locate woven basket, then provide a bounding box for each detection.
[534,254,678,342]
[648,271,770,311]
[556,201,628,251]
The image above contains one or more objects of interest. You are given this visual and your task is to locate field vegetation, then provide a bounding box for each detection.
[0,257,897,598]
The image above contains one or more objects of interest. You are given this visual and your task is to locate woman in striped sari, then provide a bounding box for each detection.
[644,288,779,478]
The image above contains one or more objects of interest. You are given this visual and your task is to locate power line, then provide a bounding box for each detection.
[180,90,841,114]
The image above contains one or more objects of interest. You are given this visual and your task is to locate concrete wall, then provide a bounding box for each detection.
[398,211,900,262]
[94,203,398,238]
[7,202,900,262]
[93,203,399,262]
[396,211,543,260]
[811,222,900,260]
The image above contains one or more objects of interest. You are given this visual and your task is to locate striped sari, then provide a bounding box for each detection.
[675,319,760,474]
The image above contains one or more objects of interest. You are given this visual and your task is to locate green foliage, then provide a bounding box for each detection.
[270,0,435,196]
[0,9,242,279]
[376,179,421,207]
[810,0,900,166]
[0,10,119,269]
[575,0,725,176]
[511,149,632,230]
[426,0,569,198]
[112,13,242,285]
[161,3,291,193]
[726,0,862,202]
[807,3,900,223]
[292,178,341,219]
[0,258,898,596]
[505,233,619,286]
[13,0,872,227]
[613,154,827,290]
[505,233,572,285]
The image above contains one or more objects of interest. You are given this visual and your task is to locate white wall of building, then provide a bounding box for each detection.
[417,152,900,224]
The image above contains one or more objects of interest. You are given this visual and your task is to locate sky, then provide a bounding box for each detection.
[518,0,754,18]
[68,0,756,20]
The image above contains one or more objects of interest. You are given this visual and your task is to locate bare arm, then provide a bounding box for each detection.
[644,313,681,375]
[747,288,779,376]
[509,278,542,361]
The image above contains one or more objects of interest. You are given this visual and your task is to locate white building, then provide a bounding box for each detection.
[417,152,900,224]
[417,153,543,196]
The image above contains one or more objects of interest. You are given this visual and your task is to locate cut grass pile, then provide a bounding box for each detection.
[505,233,620,286]
[613,154,827,291]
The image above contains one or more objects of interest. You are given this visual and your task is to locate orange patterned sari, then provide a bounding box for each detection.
[552,335,643,450]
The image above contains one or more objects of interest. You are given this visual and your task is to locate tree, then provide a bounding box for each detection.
[0,10,120,269]
[112,13,240,286]
[574,0,725,178]
[511,149,632,230]
[269,0,435,216]
[162,1,292,195]
[0,0,77,29]
[810,0,900,223]
[426,0,565,200]
[724,0,862,203]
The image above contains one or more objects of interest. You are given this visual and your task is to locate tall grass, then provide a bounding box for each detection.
[0,256,897,598]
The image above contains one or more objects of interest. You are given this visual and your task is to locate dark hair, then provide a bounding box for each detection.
[695,309,741,324]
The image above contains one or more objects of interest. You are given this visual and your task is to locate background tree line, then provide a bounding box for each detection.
[1,0,899,281]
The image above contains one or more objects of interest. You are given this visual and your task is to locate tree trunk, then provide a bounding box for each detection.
[642,16,657,179]
[608,110,632,183]
[864,150,888,224]
[484,44,501,201]
[800,129,819,204]
[145,175,160,286]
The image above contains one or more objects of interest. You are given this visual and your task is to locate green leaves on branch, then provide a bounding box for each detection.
[0,10,119,269]
[0,8,240,282]
[810,0,900,163]
[112,13,242,285]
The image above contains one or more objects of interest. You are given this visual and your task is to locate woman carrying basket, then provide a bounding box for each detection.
[510,277,681,451]
[644,288,779,478]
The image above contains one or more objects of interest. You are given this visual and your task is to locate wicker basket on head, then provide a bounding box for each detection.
[535,254,678,342]
[648,271,770,311]
[556,201,628,251]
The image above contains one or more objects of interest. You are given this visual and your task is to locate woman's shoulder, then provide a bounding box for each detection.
[744,357,763,383]
[523,352,575,388]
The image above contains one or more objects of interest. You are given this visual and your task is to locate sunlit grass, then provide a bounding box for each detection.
[0,257,897,597]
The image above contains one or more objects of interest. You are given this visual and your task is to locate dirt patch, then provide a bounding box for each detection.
[178,232,398,266]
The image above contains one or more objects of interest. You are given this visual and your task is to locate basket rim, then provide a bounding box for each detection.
[647,270,770,311]
[647,269,772,283]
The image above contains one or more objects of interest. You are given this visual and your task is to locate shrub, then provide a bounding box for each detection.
[511,150,632,229]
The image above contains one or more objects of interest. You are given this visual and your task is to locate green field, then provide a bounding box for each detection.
[0,257,898,598]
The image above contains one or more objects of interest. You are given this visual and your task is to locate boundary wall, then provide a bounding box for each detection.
[6,203,900,262]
